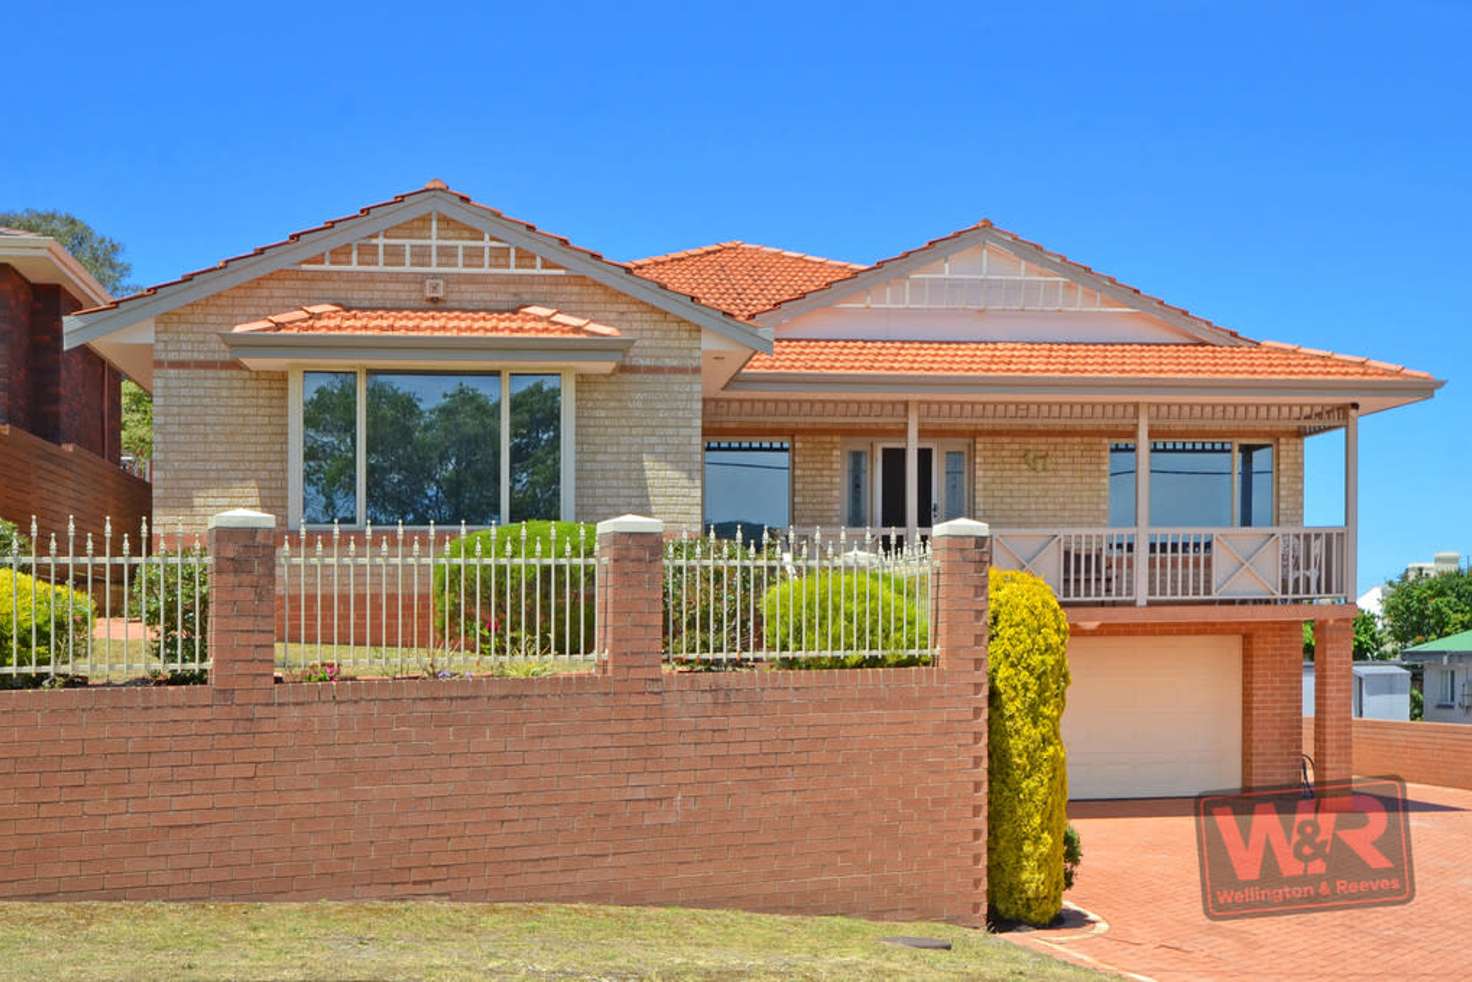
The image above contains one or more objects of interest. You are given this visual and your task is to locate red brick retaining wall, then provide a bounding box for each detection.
[0,515,989,925]
[1305,717,1472,791]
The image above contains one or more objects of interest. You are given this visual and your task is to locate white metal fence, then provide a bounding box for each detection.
[663,527,935,663]
[3,517,208,681]
[278,522,600,678]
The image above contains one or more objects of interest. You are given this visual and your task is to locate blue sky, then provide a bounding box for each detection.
[5,1,1467,592]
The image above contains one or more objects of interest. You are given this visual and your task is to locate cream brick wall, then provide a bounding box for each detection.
[153,266,702,533]
[973,436,1110,527]
[1277,435,1304,526]
[791,434,842,528]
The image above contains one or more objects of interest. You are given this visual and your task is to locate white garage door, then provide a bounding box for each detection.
[1062,635,1241,800]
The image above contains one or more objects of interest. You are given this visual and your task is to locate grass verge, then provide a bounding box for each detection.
[0,901,1102,981]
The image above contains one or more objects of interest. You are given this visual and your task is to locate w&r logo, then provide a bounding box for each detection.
[1194,777,1414,920]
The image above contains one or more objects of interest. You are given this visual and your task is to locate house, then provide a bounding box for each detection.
[1,228,149,540]
[1303,661,1411,721]
[1400,629,1472,723]
[61,181,1442,798]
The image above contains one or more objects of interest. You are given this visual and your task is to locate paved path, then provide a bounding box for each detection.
[1007,783,1471,980]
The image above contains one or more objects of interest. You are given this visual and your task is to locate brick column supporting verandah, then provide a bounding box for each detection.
[1314,616,1354,783]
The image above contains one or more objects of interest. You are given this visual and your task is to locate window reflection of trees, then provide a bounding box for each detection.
[510,375,560,522]
[302,372,357,524]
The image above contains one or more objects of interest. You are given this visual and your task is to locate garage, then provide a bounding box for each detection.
[1061,635,1242,799]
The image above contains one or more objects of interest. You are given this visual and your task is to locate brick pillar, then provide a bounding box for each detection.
[1241,621,1303,788]
[207,508,278,701]
[1314,617,1354,783]
[596,514,665,681]
[931,517,991,927]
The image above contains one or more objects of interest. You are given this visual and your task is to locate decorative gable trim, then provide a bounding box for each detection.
[63,188,770,353]
[752,223,1252,347]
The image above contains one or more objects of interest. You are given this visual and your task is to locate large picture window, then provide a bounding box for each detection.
[1109,440,1275,527]
[295,369,568,526]
[703,440,790,538]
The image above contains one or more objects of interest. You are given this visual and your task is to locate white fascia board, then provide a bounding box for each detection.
[751,226,1248,347]
[0,234,113,306]
[61,193,436,348]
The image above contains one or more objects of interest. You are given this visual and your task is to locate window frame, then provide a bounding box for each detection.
[1440,667,1457,708]
[1109,438,1280,528]
[288,366,576,528]
[701,435,794,535]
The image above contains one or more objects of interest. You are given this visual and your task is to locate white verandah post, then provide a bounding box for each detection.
[1345,404,1359,602]
[1135,405,1150,606]
[905,400,919,542]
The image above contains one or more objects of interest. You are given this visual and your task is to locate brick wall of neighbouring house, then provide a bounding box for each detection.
[974,435,1110,527]
[0,264,36,433]
[1304,717,1472,790]
[153,265,702,535]
[0,423,150,543]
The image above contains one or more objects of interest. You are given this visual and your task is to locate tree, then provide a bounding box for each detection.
[0,210,151,459]
[1380,570,1472,651]
[1301,609,1391,660]
[0,209,131,293]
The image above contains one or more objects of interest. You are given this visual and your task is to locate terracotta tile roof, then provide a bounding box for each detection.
[742,339,1435,382]
[627,242,865,320]
[232,304,622,338]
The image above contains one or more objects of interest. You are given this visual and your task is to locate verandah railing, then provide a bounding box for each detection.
[663,527,935,664]
[4,517,208,681]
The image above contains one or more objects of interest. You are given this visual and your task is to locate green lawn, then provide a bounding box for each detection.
[0,902,1101,981]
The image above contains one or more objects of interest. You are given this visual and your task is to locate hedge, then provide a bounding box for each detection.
[761,569,929,667]
[0,568,95,671]
[987,568,1071,926]
[433,521,597,657]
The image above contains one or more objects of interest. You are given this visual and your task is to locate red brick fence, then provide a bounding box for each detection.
[0,512,992,925]
[1305,716,1472,791]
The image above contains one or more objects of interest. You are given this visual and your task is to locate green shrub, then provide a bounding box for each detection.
[988,568,1071,927]
[761,569,929,667]
[0,518,30,558]
[0,568,94,670]
[1063,824,1083,891]
[433,521,596,657]
[127,548,209,669]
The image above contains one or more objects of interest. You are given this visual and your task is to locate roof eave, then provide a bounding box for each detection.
[722,370,1443,407]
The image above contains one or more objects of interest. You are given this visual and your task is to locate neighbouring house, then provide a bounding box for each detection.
[1401,629,1472,723]
[62,181,1442,798]
[0,227,150,541]
[1303,661,1411,721]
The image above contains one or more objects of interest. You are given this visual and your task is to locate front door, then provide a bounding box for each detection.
[878,447,934,530]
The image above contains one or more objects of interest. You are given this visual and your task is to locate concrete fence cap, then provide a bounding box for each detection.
[931,518,991,538]
[208,508,277,530]
[596,514,665,535]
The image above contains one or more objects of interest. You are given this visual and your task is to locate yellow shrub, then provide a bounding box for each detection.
[0,568,95,670]
[988,568,1071,926]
